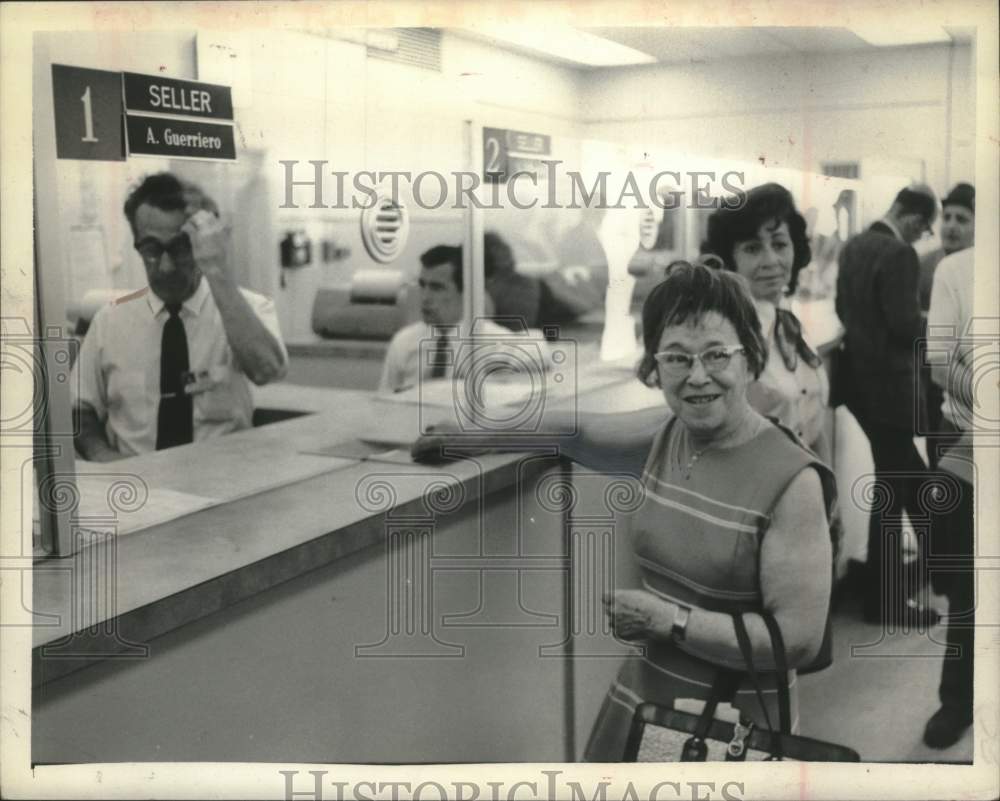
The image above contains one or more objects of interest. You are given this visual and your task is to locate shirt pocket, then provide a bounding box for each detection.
[107,368,149,423]
[192,364,240,423]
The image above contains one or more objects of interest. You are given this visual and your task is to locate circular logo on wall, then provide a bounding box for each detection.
[360,195,410,264]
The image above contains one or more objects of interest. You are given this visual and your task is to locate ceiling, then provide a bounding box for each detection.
[588,27,877,63]
[456,26,975,69]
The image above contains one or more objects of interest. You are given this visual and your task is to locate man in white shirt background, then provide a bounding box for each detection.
[379,244,551,395]
[72,172,288,461]
[923,242,976,750]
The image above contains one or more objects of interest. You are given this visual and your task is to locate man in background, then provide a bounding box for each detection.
[835,183,939,627]
[918,184,975,449]
[924,244,976,749]
[72,172,287,461]
[379,245,550,394]
[919,183,975,310]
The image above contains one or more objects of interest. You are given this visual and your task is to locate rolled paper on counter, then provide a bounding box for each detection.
[349,269,408,304]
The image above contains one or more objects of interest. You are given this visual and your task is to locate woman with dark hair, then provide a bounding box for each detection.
[704,183,831,461]
[413,262,835,761]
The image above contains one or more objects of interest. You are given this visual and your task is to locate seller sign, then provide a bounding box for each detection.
[483,127,551,184]
[123,72,233,119]
[52,65,237,163]
[125,115,237,160]
[123,71,236,161]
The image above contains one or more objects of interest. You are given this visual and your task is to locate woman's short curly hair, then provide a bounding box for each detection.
[704,182,812,294]
[636,260,767,387]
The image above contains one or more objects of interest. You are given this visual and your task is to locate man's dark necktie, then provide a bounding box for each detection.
[428,332,450,379]
[156,304,193,450]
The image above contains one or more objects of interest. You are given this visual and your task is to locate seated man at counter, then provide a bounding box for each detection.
[72,172,288,461]
[379,244,551,394]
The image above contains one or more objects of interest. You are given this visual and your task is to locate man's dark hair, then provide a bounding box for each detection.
[704,182,812,294]
[892,186,938,223]
[484,231,515,279]
[123,172,218,236]
[420,245,463,291]
[637,260,767,386]
[942,182,975,214]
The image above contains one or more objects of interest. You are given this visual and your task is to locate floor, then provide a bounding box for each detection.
[33,567,975,765]
[797,589,974,763]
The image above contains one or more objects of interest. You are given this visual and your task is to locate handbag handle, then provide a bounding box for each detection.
[760,612,792,736]
[683,669,741,760]
[731,611,791,760]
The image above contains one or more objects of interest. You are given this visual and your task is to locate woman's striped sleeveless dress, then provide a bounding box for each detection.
[584,417,832,761]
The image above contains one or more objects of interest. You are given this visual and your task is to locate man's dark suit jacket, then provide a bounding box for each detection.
[835,221,927,430]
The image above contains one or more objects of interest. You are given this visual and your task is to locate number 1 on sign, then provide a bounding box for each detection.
[80,86,98,142]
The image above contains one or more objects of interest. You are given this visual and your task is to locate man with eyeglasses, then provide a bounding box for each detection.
[835,182,939,627]
[71,172,287,461]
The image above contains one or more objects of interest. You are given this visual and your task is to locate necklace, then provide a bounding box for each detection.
[678,413,768,480]
[681,444,710,479]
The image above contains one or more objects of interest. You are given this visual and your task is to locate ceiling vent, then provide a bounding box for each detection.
[822,162,860,180]
[367,28,442,72]
[361,196,410,264]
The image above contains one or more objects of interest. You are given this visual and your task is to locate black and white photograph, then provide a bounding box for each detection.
[1,1,998,799]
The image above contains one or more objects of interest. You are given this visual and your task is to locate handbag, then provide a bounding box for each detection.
[623,612,860,762]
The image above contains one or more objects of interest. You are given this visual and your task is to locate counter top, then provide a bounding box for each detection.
[31,369,624,684]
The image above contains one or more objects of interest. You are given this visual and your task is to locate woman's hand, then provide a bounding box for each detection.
[410,421,493,464]
[603,590,676,642]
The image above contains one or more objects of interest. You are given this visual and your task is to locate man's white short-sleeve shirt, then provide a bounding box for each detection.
[72,278,287,457]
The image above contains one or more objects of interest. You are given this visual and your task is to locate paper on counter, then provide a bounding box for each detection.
[71,475,217,538]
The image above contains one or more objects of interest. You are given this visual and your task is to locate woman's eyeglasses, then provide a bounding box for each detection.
[654,345,745,376]
[134,233,193,267]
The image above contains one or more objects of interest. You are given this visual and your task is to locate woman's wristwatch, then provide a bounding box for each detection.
[671,604,691,641]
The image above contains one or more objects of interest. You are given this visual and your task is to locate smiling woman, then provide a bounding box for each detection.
[412,261,836,761]
[582,262,834,760]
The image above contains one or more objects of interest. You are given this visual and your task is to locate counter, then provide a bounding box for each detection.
[31,363,642,762]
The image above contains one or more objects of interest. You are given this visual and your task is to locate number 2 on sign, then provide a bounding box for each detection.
[484,136,500,172]
[80,86,98,143]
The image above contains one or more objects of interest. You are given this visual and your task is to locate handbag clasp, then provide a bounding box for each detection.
[726,720,753,760]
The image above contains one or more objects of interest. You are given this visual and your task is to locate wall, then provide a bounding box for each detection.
[35,32,977,342]
[34,29,587,340]
[579,43,975,205]
[213,29,589,339]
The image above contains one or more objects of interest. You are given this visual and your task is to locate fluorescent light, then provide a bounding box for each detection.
[323,28,399,51]
[484,26,656,67]
[850,26,952,46]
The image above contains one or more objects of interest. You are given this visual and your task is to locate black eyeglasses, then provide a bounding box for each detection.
[134,233,192,266]
[654,345,745,377]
